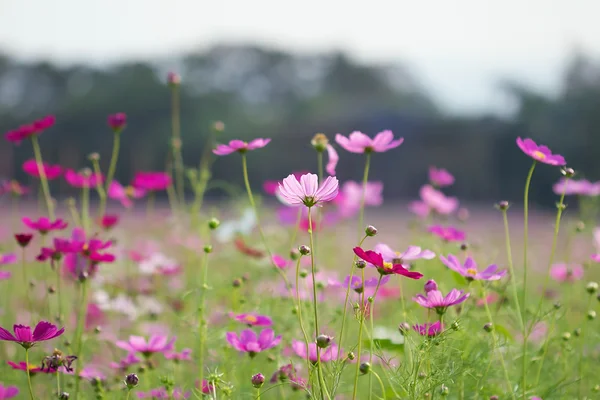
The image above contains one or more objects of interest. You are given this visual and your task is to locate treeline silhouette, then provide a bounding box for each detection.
[1,45,598,206]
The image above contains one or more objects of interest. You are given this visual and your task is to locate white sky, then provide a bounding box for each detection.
[0,0,599,114]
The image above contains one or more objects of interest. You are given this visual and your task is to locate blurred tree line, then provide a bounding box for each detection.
[0,45,598,206]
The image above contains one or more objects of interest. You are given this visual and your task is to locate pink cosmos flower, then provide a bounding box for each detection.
[0,321,64,349]
[64,169,104,188]
[272,254,290,269]
[137,387,190,399]
[374,243,435,263]
[132,172,171,191]
[592,254,600,263]
[108,181,147,208]
[549,263,584,283]
[116,335,176,357]
[413,321,443,337]
[428,225,466,242]
[5,115,55,144]
[0,253,17,265]
[233,313,273,327]
[7,361,49,374]
[109,353,141,370]
[332,275,390,294]
[63,228,115,278]
[325,144,339,175]
[417,185,459,215]
[22,217,68,234]
[335,130,403,153]
[429,166,455,187]
[516,137,566,166]
[440,255,507,281]
[335,181,383,218]
[213,138,271,155]
[278,173,339,207]
[0,180,29,196]
[409,201,430,218]
[413,289,469,314]
[36,238,75,262]
[0,383,19,399]
[552,178,600,196]
[167,72,181,86]
[108,113,127,132]
[98,215,119,230]
[22,159,63,180]
[0,271,10,280]
[226,328,281,356]
[264,171,310,196]
[164,348,192,361]
[291,340,340,363]
[353,247,423,279]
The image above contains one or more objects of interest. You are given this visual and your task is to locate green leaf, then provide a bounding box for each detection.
[494,323,514,342]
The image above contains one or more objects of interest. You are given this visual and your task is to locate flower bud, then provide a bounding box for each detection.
[212,121,225,133]
[555,202,566,211]
[561,167,575,178]
[398,322,410,334]
[355,260,366,269]
[203,245,213,254]
[575,221,585,232]
[167,72,181,86]
[251,373,265,388]
[586,282,598,294]
[489,396,499,400]
[125,373,139,389]
[424,280,438,293]
[290,248,300,260]
[593,385,600,393]
[48,286,56,294]
[588,310,596,320]
[359,362,371,375]
[88,152,100,162]
[451,321,460,331]
[94,326,102,334]
[573,328,581,337]
[299,270,308,278]
[495,201,510,211]
[347,352,355,361]
[316,334,333,349]
[299,245,311,256]
[440,384,449,396]
[208,218,220,230]
[59,393,70,400]
[365,225,378,237]
[562,332,571,341]
[418,372,427,379]
[14,233,33,248]
[554,302,562,310]
[483,323,493,333]
[460,243,468,251]
[107,113,127,133]
[311,133,329,152]
[232,278,242,288]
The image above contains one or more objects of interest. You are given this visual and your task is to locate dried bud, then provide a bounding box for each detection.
[424,280,438,293]
[398,322,411,334]
[365,225,378,237]
[125,373,139,389]
[561,167,575,178]
[251,373,265,388]
[359,362,371,375]
[203,245,213,254]
[483,323,493,333]
[299,245,311,256]
[355,260,366,269]
[586,282,598,294]
[311,133,329,152]
[460,243,468,251]
[316,334,333,349]
[208,218,220,230]
[495,201,510,211]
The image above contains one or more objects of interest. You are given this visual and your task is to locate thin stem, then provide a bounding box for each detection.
[501,210,524,332]
[92,159,107,219]
[171,86,185,206]
[22,247,32,314]
[56,371,61,397]
[72,280,90,400]
[102,133,121,217]
[126,390,131,400]
[372,371,387,400]
[577,294,594,398]
[352,267,367,399]
[295,257,312,374]
[533,307,559,387]
[146,192,155,219]
[198,249,211,388]
[308,207,326,400]
[317,151,324,183]
[53,259,63,323]
[368,276,383,400]
[25,348,35,399]
[81,185,90,234]
[357,153,372,237]
[521,160,536,399]
[256,388,261,400]
[30,136,55,219]
[191,130,216,224]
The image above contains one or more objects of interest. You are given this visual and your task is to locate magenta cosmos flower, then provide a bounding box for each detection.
[108,181,146,208]
[412,185,459,216]
[233,313,273,327]
[278,173,339,207]
[335,130,403,153]
[353,247,423,279]
[0,180,29,196]
[516,137,566,166]
[413,321,443,337]
[36,238,75,262]
[22,216,68,234]
[0,321,64,349]
[0,253,17,265]
[132,172,171,191]
[116,335,176,357]
[553,178,600,196]
[291,340,340,363]
[22,159,63,180]
[5,115,55,144]
[440,254,507,281]
[413,288,469,315]
[226,328,281,357]
[213,138,271,155]
[550,263,584,283]
[429,166,455,187]
[164,348,192,361]
[0,383,19,399]
[428,225,466,242]
[65,169,104,188]
[374,243,435,264]
[335,181,383,218]
[108,112,127,132]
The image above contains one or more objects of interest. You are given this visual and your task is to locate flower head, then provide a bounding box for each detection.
[22,159,62,180]
[226,328,281,357]
[552,178,600,196]
[291,340,340,363]
[108,181,146,208]
[98,215,119,230]
[116,335,176,357]
[429,166,455,187]
[132,172,171,191]
[164,348,192,361]
[550,263,584,283]
[0,321,64,349]
[108,113,127,133]
[440,255,507,281]
[335,181,383,218]
[14,233,33,248]
[22,217,67,234]
[109,353,141,370]
[413,289,469,314]
[278,173,338,208]
[65,169,104,188]
[37,238,74,262]
[233,313,273,327]
[213,138,271,155]
[0,253,16,265]
[412,321,443,337]
[5,115,55,144]
[0,180,29,196]
[414,185,459,216]
[516,137,566,166]
[428,225,466,242]
[353,247,423,279]
[374,243,435,264]
[0,383,19,399]
[335,130,403,153]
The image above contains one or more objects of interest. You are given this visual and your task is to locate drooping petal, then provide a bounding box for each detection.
[325,144,338,176]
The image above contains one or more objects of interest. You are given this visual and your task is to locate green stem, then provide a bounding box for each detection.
[533,306,559,387]
[102,133,121,216]
[56,370,61,396]
[171,86,185,206]
[25,348,35,399]
[191,130,215,224]
[577,294,594,398]
[126,390,131,400]
[256,388,261,400]
[357,153,371,237]
[30,135,55,219]
[92,159,107,219]
[352,266,367,399]
[295,257,312,374]
[317,151,323,183]
[501,210,524,332]
[372,371,387,400]
[368,276,383,400]
[81,185,90,234]
[198,249,211,387]
[53,259,63,323]
[22,248,33,315]
[521,160,536,399]
[72,280,89,400]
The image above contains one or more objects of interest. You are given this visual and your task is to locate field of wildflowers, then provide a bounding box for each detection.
[0,73,599,400]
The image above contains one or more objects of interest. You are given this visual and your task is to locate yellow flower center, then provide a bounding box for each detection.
[383,262,393,270]
[245,315,258,323]
[28,364,37,371]
[466,268,478,276]
[125,186,136,197]
[82,244,89,252]
[533,150,546,160]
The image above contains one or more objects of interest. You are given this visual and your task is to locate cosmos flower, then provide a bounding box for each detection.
[14,233,33,248]
[516,137,566,166]
[413,185,459,216]
[213,138,271,155]
[374,244,435,263]
[164,348,192,361]
[278,173,339,207]
[0,180,29,196]
[109,353,141,370]
[412,321,443,337]
[116,335,176,357]
[440,255,507,281]
[0,253,17,265]
[226,329,281,356]
[108,181,147,208]
[5,115,55,144]
[290,340,341,363]
[0,383,19,399]
[549,263,584,283]
[0,321,65,349]
[428,225,466,242]
[413,288,469,314]
[335,130,403,153]
[64,169,104,188]
[36,238,74,262]
[132,172,171,191]
[335,181,383,218]
[233,313,273,327]
[98,215,119,230]
[552,178,600,196]
[22,159,63,180]
[429,166,455,187]
[353,247,423,279]
[22,217,68,234]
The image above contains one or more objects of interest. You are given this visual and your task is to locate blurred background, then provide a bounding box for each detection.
[1,0,599,206]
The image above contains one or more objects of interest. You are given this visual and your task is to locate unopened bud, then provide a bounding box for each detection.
[299,245,311,256]
[311,133,329,152]
[365,225,377,237]
[251,373,265,388]
[398,322,411,334]
[496,201,510,211]
[203,245,213,254]
[59,393,70,400]
[588,310,597,320]
[460,243,468,251]
[347,352,355,361]
[290,249,300,260]
[451,321,460,331]
[586,282,598,294]
[125,373,139,389]
[94,326,102,334]
[359,362,371,375]
[48,286,56,294]
[88,152,100,162]
[167,72,181,86]
[208,218,220,230]
[575,221,585,232]
[424,280,438,293]
[316,334,333,349]
[355,260,366,269]
[573,328,581,337]
[554,302,562,310]
[561,167,575,178]
[232,279,242,288]
[440,384,449,396]
[483,323,493,333]
[418,372,427,379]
[212,121,225,133]
[562,332,571,341]
[489,396,499,400]
[299,270,308,278]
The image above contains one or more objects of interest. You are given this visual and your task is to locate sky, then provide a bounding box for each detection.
[1,0,599,114]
